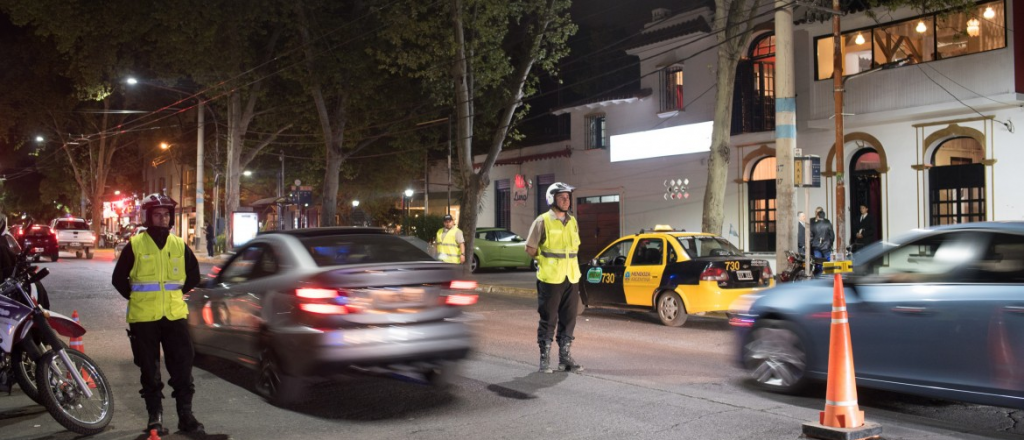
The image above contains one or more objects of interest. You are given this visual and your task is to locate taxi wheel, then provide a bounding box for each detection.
[656,291,687,327]
[742,320,809,393]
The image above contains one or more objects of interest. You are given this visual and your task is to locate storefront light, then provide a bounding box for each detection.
[966,18,980,37]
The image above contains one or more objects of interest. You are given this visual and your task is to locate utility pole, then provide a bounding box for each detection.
[195,100,205,251]
[775,0,796,266]
[278,151,284,230]
[447,115,452,215]
[832,0,846,258]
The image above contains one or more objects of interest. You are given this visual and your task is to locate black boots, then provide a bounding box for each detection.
[176,401,205,433]
[557,337,583,372]
[145,399,167,435]
[538,341,553,373]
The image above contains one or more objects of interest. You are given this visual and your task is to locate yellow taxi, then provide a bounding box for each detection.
[579,225,774,326]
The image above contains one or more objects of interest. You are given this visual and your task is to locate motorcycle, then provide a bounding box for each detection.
[777,250,812,282]
[0,231,113,434]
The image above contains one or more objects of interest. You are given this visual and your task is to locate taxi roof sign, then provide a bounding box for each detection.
[822,260,853,274]
[638,225,686,234]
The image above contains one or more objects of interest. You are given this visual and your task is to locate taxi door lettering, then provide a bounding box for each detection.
[724,261,739,271]
[602,273,615,283]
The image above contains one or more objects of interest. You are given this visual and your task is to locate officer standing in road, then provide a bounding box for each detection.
[525,182,583,373]
[435,214,465,264]
[111,194,204,435]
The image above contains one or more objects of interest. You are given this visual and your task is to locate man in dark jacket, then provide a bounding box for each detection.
[852,204,876,252]
[810,209,834,274]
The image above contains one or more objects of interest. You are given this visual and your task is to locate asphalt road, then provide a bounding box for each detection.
[1,249,1021,440]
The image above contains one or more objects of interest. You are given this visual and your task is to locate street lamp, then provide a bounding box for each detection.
[403,189,414,235]
[243,170,252,177]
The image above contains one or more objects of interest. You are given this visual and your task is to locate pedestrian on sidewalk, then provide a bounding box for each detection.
[205,222,215,257]
[111,193,205,435]
[435,214,465,265]
[525,182,584,373]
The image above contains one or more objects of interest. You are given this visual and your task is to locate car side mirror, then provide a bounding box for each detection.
[513,236,524,242]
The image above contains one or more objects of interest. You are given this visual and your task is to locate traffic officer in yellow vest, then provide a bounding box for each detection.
[435,214,465,264]
[111,194,203,435]
[525,182,583,373]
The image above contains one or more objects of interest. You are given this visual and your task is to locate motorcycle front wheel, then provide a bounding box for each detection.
[12,336,66,404]
[35,349,114,435]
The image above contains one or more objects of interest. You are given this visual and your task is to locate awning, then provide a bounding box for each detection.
[474,146,572,169]
[251,196,288,207]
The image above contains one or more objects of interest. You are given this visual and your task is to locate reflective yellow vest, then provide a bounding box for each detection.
[536,211,581,284]
[127,233,188,323]
[436,227,462,264]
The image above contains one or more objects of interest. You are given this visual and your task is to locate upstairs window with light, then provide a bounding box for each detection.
[585,113,608,150]
[660,66,684,113]
[815,0,1005,80]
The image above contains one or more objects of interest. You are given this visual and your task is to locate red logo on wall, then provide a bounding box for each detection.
[514,174,527,189]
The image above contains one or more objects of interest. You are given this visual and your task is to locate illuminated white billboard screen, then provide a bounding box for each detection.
[232,212,259,248]
[610,121,713,162]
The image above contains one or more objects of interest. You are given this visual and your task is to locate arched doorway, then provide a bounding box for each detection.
[850,148,882,249]
[929,136,985,225]
[748,157,776,252]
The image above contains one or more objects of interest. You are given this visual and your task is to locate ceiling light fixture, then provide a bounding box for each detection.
[983,6,995,19]
[967,18,980,37]
[854,32,865,45]
[916,20,927,33]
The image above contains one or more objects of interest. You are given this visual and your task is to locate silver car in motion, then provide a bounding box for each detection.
[731,222,1024,409]
[186,227,477,405]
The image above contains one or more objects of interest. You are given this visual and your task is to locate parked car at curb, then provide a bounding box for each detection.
[471,227,538,272]
[50,217,95,259]
[730,222,1024,409]
[579,225,774,327]
[186,227,478,405]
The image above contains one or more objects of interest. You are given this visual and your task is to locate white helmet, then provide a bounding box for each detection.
[545,182,575,206]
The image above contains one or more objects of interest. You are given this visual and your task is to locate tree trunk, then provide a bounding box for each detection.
[702,0,762,236]
[701,43,741,235]
[321,144,344,226]
[457,174,486,275]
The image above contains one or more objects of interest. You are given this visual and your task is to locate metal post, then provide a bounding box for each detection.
[447,115,452,214]
[832,0,846,259]
[195,100,205,251]
[424,152,429,216]
[278,151,284,230]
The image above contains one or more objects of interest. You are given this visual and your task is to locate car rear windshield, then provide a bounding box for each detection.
[675,236,744,258]
[299,234,434,266]
[28,226,52,236]
[55,220,89,230]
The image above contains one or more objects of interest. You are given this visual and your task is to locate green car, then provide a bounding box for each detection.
[472,227,539,273]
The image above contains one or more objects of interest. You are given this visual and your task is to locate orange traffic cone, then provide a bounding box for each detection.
[802,273,882,440]
[68,311,97,389]
[68,311,84,352]
[147,428,162,440]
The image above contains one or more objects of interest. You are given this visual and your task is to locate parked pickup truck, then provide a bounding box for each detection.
[50,217,96,259]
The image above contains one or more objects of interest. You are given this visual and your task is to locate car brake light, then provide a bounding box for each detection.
[296,288,339,299]
[445,294,478,306]
[449,280,478,290]
[700,267,728,282]
[299,303,349,314]
[295,287,358,314]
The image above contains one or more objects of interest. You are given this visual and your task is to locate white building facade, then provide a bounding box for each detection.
[431,1,1022,266]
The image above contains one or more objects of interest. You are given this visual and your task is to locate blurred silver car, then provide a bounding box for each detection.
[731,222,1024,409]
[186,227,478,405]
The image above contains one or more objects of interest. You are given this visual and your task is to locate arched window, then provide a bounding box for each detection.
[851,148,882,249]
[748,157,777,252]
[929,137,985,225]
[733,33,775,135]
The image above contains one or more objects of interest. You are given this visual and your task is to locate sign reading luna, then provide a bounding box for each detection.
[513,174,530,207]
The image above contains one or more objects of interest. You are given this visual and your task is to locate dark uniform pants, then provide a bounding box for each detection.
[536,278,580,343]
[128,317,195,408]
